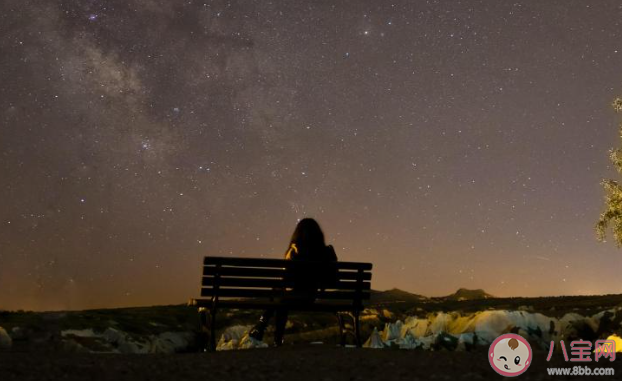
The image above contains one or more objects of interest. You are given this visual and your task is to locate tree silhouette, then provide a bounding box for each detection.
[596,97,622,245]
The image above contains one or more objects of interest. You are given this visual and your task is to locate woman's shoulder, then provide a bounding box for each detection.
[325,245,337,261]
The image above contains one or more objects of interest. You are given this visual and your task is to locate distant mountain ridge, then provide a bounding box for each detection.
[370,288,427,303]
[441,288,494,301]
[371,288,495,303]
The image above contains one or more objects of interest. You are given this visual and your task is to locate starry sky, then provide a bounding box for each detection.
[1,0,622,311]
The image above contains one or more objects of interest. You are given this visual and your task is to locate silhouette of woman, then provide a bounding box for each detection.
[249,218,337,345]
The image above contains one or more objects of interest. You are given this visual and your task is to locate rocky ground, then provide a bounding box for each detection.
[2,290,622,380]
[1,345,620,381]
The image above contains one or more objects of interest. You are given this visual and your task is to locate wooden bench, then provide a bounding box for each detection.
[188,256,372,350]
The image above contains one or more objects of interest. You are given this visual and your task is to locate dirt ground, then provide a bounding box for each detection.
[1,346,620,381]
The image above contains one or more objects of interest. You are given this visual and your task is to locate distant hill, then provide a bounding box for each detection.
[369,288,494,304]
[441,288,494,301]
[370,288,427,304]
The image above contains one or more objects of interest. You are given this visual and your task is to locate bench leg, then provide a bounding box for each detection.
[354,311,361,347]
[198,308,209,352]
[198,307,217,351]
[335,313,346,346]
[210,309,217,350]
[336,311,361,347]
[274,308,288,346]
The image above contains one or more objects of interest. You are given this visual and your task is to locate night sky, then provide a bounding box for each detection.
[2,0,622,311]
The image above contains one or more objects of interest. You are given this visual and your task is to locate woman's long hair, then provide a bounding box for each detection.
[288,218,326,258]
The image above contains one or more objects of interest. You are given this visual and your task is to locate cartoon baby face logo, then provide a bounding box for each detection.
[489,333,532,377]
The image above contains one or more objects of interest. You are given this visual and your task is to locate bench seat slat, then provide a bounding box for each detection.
[204,257,372,271]
[200,287,370,300]
[204,267,285,278]
[203,267,372,281]
[190,298,362,312]
[201,276,371,290]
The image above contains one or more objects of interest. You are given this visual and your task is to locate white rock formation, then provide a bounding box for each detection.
[381,320,403,342]
[0,327,12,349]
[364,307,622,351]
[397,330,420,349]
[363,327,385,348]
[61,327,193,354]
[216,325,268,350]
[61,329,97,338]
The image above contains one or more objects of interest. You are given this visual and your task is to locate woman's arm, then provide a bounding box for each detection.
[285,243,298,260]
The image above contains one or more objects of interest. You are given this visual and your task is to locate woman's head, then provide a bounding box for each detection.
[290,218,325,250]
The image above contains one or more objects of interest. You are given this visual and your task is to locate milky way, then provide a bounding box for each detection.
[1,0,622,310]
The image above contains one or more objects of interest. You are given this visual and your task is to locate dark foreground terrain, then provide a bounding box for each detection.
[0,346,619,381]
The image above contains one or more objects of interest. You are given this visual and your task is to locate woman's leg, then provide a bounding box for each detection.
[249,308,275,340]
[274,308,288,346]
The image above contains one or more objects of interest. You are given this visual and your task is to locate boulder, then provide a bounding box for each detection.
[152,332,194,353]
[217,325,246,350]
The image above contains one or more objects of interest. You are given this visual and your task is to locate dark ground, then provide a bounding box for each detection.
[0,346,619,381]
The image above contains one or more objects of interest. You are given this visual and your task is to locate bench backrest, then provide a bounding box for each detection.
[201,257,372,307]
